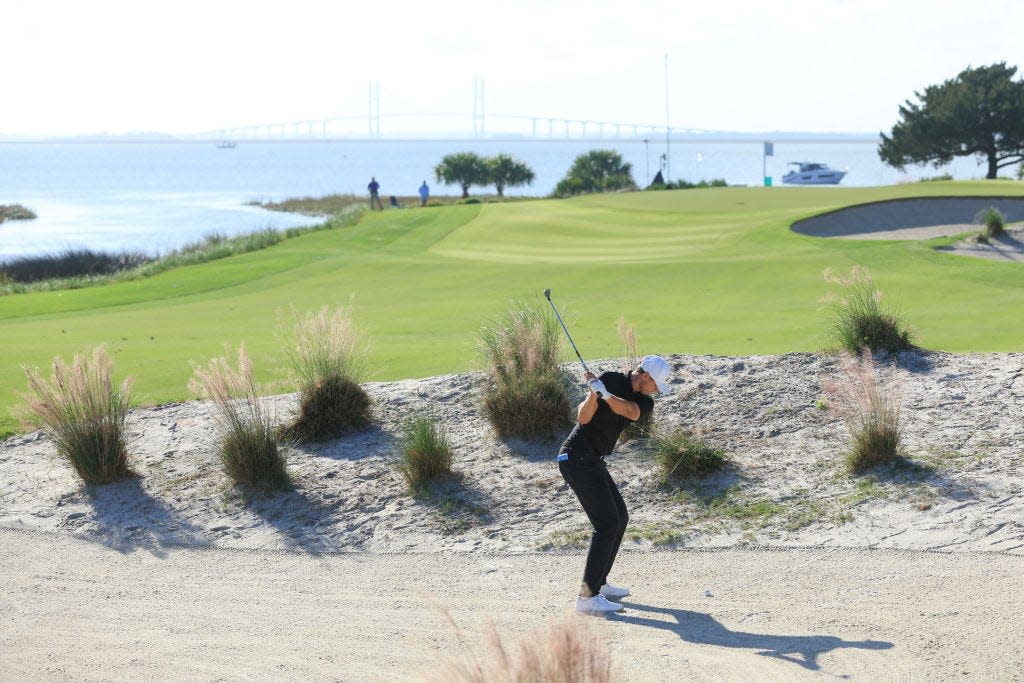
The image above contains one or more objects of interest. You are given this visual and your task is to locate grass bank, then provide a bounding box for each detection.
[1,181,1022,428]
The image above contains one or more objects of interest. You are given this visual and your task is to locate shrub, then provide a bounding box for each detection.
[650,425,727,480]
[976,206,1006,239]
[398,415,454,493]
[478,301,571,439]
[426,614,615,683]
[22,345,133,485]
[282,305,372,440]
[648,178,728,190]
[823,266,914,354]
[189,344,289,490]
[823,352,903,474]
[0,204,37,222]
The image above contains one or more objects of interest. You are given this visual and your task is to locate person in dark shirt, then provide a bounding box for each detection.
[367,177,383,211]
[557,354,672,614]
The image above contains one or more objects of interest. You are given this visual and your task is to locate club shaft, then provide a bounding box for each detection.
[545,295,589,373]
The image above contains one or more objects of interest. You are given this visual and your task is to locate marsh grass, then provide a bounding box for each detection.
[22,345,133,485]
[650,425,728,481]
[478,301,571,439]
[823,352,903,474]
[189,344,289,490]
[1,248,151,284]
[281,305,372,440]
[823,266,914,354]
[427,613,615,683]
[398,415,454,493]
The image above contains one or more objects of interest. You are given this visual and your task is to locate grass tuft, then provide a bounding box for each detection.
[189,344,289,490]
[823,265,915,354]
[650,425,728,480]
[281,305,373,440]
[976,206,1006,239]
[823,352,903,474]
[426,613,615,683]
[398,415,454,493]
[478,300,571,439]
[22,345,133,485]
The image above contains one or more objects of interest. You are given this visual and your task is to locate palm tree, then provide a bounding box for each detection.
[553,150,637,197]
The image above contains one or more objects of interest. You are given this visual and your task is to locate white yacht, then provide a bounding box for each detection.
[782,162,846,185]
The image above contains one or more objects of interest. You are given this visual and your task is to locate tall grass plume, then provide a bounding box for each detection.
[976,206,1006,240]
[281,305,372,440]
[823,352,903,474]
[617,315,648,442]
[398,415,454,493]
[424,613,616,683]
[189,344,289,490]
[22,345,133,485]
[478,300,571,439]
[823,266,914,354]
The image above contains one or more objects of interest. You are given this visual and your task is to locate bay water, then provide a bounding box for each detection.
[0,138,994,260]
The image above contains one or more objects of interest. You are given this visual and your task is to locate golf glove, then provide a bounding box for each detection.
[588,378,611,399]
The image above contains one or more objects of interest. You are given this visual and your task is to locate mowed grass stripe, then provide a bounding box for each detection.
[1,182,1022,427]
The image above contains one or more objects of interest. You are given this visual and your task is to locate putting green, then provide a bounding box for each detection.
[2,181,1022,428]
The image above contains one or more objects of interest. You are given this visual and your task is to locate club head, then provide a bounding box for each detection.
[543,288,551,300]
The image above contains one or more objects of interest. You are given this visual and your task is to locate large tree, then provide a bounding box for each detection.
[879,62,1024,179]
[553,149,638,198]
[487,154,535,197]
[434,152,490,198]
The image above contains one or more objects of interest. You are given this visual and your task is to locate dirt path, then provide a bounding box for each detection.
[2,528,1021,681]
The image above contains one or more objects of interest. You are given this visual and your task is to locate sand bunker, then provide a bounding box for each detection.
[792,196,1024,261]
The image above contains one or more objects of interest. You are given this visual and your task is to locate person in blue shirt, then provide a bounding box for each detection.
[418,181,430,207]
[557,355,672,614]
[367,177,383,211]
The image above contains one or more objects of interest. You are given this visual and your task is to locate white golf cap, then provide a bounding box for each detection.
[640,355,671,393]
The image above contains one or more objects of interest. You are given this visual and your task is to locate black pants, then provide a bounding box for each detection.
[559,455,628,596]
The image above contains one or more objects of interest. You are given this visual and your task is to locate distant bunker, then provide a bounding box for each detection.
[792,197,1024,240]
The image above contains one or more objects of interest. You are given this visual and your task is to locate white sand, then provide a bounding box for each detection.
[2,351,1023,679]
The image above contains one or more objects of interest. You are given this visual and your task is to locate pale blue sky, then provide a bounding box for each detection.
[5,0,1023,136]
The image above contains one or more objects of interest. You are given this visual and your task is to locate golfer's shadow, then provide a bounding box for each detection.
[611,601,893,672]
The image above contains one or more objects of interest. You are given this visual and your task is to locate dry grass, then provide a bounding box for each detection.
[823,352,904,474]
[189,344,289,490]
[281,305,372,440]
[478,301,571,439]
[424,613,616,683]
[22,345,133,485]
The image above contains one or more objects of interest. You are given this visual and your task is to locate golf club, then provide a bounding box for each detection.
[543,289,589,374]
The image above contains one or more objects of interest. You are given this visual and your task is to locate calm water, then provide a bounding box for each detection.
[0,139,992,260]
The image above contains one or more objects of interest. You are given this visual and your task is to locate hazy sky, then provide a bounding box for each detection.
[4,0,1023,136]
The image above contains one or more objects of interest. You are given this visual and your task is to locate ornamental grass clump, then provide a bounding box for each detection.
[823,266,914,354]
[650,425,727,481]
[478,301,571,439]
[22,345,133,485]
[426,613,615,683]
[823,352,903,474]
[282,305,372,440]
[397,415,454,493]
[977,206,1006,240]
[190,344,289,490]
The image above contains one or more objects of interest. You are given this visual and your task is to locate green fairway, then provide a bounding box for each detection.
[3,181,1023,426]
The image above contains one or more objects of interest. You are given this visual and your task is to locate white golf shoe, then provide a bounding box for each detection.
[599,583,630,599]
[576,594,624,614]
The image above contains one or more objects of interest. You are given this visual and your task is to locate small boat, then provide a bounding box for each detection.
[782,162,845,185]
[216,141,237,149]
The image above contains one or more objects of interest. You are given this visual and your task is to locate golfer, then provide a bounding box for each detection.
[558,355,671,614]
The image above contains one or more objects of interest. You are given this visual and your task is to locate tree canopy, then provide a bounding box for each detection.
[878,62,1024,179]
[487,154,535,197]
[553,150,638,197]
[434,152,490,198]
